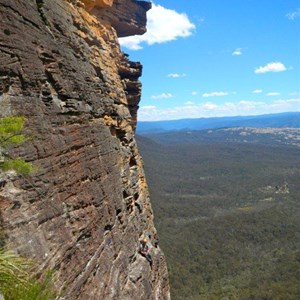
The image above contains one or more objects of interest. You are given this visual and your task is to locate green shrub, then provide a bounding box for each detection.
[0,116,28,147]
[0,249,57,300]
[0,116,32,175]
[1,159,34,176]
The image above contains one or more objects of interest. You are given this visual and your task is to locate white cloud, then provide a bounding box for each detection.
[289,92,300,96]
[255,62,287,74]
[252,89,263,94]
[286,8,300,20]
[185,101,195,105]
[141,105,157,110]
[119,4,196,50]
[267,92,280,96]
[232,48,242,56]
[191,91,198,96]
[138,98,300,121]
[202,91,229,98]
[151,93,173,99]
[272,99,300,107]
[167,73,187,78]
[203,102,218,110]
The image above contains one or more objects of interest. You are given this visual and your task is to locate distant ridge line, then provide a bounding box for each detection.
[137,112,300,133]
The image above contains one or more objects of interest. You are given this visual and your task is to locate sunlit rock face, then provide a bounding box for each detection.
[0,0,170,299]
[82,0,113,11]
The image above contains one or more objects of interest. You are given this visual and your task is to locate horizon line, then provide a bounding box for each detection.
[137,111,300,123]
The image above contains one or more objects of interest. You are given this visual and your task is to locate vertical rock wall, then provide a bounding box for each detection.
[0,0,170,299]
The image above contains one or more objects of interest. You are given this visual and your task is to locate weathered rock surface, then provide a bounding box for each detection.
[0,0,170,299]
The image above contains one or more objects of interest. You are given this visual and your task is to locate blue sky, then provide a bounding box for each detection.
[119,0,300,121]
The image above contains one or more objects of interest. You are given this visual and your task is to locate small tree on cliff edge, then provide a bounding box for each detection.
[0,116,33,175]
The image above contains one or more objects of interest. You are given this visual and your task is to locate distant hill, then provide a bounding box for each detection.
[137,112,300,133]
[141,127,300,148]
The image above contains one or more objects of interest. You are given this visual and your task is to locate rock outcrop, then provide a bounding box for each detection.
[0,0,170,299]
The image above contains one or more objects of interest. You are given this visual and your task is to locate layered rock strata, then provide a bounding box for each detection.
[0,0,170,299]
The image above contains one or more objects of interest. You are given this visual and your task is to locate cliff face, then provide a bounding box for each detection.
[0,0,170,299]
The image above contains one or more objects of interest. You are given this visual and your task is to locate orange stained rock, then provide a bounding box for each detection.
[82,0,113,11]
[103,115,116,126]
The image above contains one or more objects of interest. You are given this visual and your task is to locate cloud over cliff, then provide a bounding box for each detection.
[119,3,195,50]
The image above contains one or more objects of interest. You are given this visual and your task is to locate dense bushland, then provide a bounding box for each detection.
[137,130,300,300]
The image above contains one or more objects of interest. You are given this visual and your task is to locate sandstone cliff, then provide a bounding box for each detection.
[0,0,170,299]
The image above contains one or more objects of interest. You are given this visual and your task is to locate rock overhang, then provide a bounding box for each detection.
[83,0,152,37]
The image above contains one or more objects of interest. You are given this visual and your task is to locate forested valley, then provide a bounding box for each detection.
[137,128,300,300]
